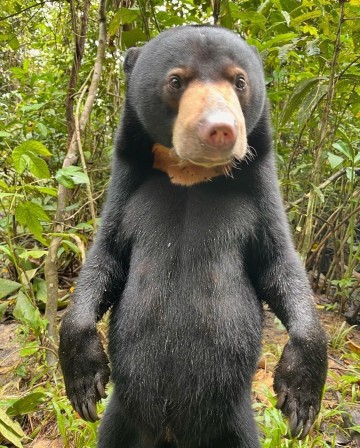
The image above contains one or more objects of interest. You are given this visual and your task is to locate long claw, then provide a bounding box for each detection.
[75,403,85,420]
[88,402,99,421]
[96,379,107,399]
[276,391,286,409]
[295,419,304,438]
[300,418,312,439]
[289,409,298,437]
[300,406,315,439]
[82,403,92,422]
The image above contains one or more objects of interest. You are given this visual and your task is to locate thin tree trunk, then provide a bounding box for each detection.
[44,0,108,366]
[66,0,91,147]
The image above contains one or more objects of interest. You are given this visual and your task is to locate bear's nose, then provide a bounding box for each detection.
[198,112,238,150]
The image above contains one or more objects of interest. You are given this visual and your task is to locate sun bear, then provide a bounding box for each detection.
[59,26,328,448]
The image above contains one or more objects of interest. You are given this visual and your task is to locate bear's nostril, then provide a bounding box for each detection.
[208,126,234,147]
[198,114,237,150]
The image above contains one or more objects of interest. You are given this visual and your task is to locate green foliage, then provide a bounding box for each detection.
[55,166,90,189]
[0,408,26,448]
[12,140,52,178]
[329,322,357,350]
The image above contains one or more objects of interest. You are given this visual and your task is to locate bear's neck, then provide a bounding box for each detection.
[152,144,232,187]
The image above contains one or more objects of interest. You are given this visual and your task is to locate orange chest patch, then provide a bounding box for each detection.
[152,143,231,187]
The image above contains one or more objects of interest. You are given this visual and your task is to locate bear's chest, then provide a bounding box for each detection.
[122,174,256,252]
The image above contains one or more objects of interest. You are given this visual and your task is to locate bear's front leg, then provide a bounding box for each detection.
[274,336,327,438]
[59,318,110,422]
[59,223,128,421]
[251,196,328,439]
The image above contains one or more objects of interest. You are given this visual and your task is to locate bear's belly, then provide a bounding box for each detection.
[108,244,263,428]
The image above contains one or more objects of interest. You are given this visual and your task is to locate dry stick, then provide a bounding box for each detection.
[75,74,97,232]
[64,189,105,222]
[313,214,341,278]
[306,207,342,288]
[66,0,90,147]
[285,168,346,211]
[44,0,108,366]
[307,202,360,288]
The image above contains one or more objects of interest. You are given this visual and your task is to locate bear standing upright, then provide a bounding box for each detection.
[59,26,328,448]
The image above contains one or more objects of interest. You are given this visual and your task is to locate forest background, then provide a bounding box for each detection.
[0,0,359,447]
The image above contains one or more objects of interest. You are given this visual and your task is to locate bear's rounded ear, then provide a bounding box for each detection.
[124,47,141,79]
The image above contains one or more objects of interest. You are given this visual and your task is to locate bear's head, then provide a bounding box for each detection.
[124,26,266,169]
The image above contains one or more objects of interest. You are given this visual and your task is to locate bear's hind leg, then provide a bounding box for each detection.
[97,393,154,448]
[201,397,261,448]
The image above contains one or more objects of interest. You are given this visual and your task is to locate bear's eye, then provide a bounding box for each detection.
[169,76,182,90]
[235,75,247,91]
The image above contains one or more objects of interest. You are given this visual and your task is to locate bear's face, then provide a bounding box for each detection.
[125,26,266,168]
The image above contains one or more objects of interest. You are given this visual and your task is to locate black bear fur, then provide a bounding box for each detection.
[59,26,328,448]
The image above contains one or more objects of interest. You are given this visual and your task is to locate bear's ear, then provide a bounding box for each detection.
[124,47,141,79]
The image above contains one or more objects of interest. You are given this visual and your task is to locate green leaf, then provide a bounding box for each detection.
[156,11,185,26]
[0,192,23,200]
[328,153,344,169]
[12,149,27,175]
[33,278,47,304]
[15,202,50,242]
[13,291,42,333]
[0,131,11,137]
[332,141,353,160]
[36,123,48,137]
[55,166,89,188]
[52,400,66,440]
[281,10,290,26]
[20,341,39,357]
[0,408,25,448]
[0,180,9,190]
[0,279,22,299]
[346,167,355,181]
[13,140,52,157]
[281,77,327,125]
[25,152,51,179]
[16,202,51,224]
[0,245,12,258]
[62,240,80,254]
[8,36,20,52]
[9,67,27,79]
[18,250,48,260]
[109,8,140,35]
[12,140,52,177]
[20,103,46,112]
[122,29,147,49]
[219,0,233,29]
[261,33,298,50]
[0,303,8,320]
[24,185,57,196]
[7,392,46,417]
[310,183,324,203]
[298,84,328,126]
[292,10,322,26]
